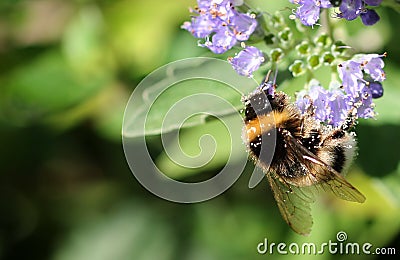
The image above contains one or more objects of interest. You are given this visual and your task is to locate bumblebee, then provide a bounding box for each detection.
[242,75,365,235]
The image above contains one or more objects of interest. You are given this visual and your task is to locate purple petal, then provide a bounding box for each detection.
[229,46,265,77]
[369,82,384,98]
[360,9,380,26]
[210,0,235,21]
[182,14,218,38]
[320,0,333,8]
[296,1,322,26]
[338,60,363,95]
[353,84,375,118]
[231,11,258,41]
[363,0,382,6]
[308,85,329,121]
[362,55,385,81]
[339,0,362,21]
[296,90,312,114]
[327,89,350,126]
[201,29,237,54]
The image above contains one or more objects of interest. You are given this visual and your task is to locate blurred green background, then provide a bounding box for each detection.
[1,0,399,259]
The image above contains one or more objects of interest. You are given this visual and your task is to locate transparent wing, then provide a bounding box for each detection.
[266,174,315,236]
[286,134,366,203]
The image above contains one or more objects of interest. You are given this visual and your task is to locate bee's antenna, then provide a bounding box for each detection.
[272,69,278,87]
[264,70,273,84]
[259,69,277,95]
[262,69,278,86]
[258,70,273,90]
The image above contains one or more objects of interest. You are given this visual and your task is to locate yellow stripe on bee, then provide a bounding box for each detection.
[245,110,290,142]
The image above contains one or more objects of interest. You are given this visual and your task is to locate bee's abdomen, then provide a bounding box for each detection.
[299,129,321,155]
[331,146,345,173]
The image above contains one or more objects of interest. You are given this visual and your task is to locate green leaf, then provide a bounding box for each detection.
[0,50,108,126]
[62,5,114,79]
[156,115,247,179]
[53,202,176,260]
[122,58,258,138]
[103,0,191,75]
[382,0,400,13]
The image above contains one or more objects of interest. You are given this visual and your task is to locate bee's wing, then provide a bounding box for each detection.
[286,135,366,203]
[266,173,315,236]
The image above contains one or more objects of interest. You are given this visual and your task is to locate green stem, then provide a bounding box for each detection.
[323,9,334,41]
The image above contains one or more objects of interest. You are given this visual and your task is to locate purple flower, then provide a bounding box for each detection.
[181,14,218,38]
[295,83,375,126]
[291,0,332,26]
[296,83,330,122]
[228,46,265,77]
[295,83,352,125]
[335,0,382,25]
[339,0,362,21]
[230,11,258,41]
[338,60,363,95]
[369,82,384,98]
[308,84,329,121]
[295,53,385,125]
[353,84,375,118]
[360,9,380,25]
[296,1,322,26]
[338,53,386,99]
[359,54,386,81]
[200,29,237,54]
[296,90,312,114]
[182,0,257,54]
[290,0,383,26]
[327,89,350,126]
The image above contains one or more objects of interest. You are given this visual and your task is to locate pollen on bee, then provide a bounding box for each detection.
[248,126,257,133]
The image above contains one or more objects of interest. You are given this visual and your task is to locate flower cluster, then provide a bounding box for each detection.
[182,2,387,126]
[182,0,265,77]
[295,53,386,126]
[290,0,332,26]
[290,0,382,26]
[181,0,258,54]
[228,46,265,77]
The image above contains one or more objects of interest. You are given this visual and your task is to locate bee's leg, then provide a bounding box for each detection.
[305,98,315,117]
[299,95,315,134]
[340,107,358,131]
